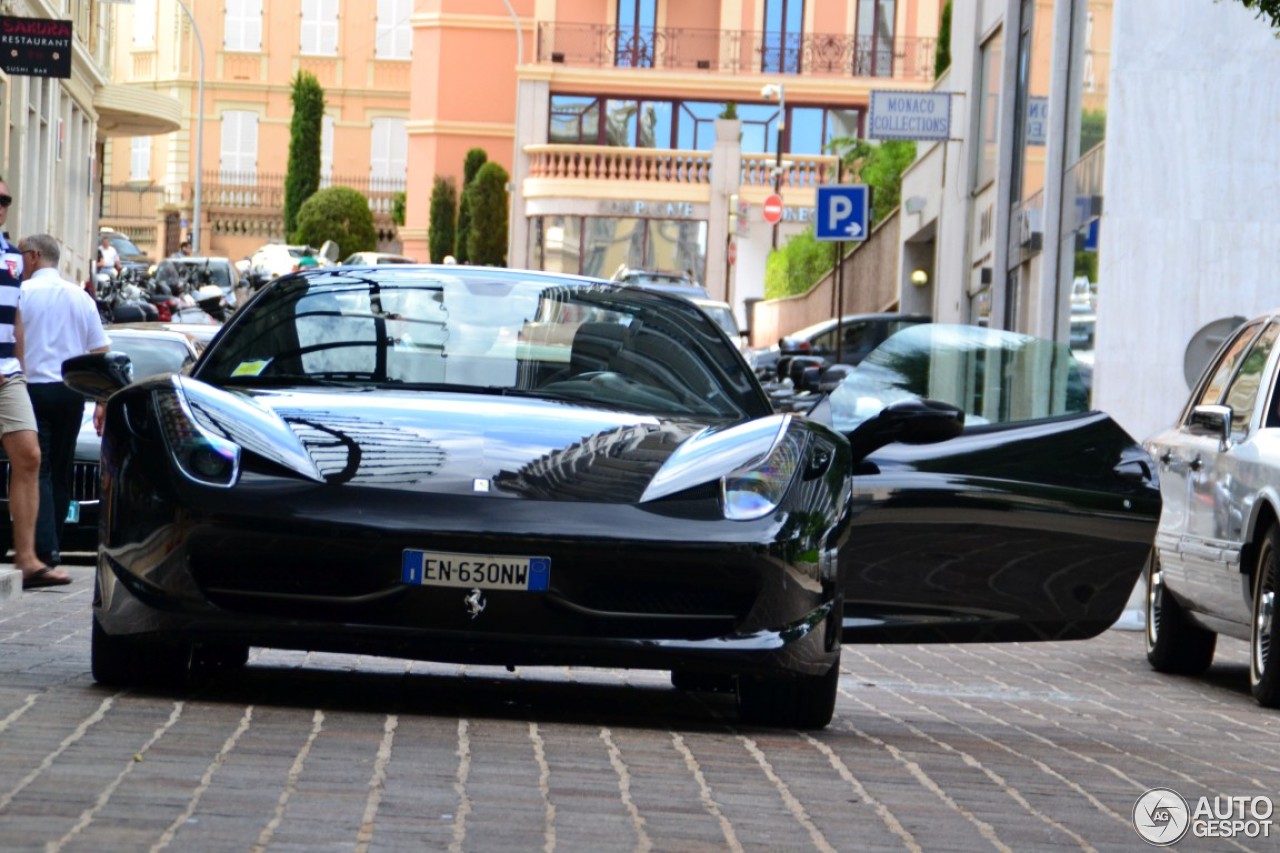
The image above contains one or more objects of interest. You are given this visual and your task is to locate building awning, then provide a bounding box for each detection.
[94,84,182,137]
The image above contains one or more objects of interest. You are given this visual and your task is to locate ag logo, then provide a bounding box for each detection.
[1133,787,1190,845]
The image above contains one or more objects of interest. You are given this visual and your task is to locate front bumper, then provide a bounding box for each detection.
[96,486,842,677]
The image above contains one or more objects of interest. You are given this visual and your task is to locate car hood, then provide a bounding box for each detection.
[179,380,762,503]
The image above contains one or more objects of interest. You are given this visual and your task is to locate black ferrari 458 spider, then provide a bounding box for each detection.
[63,266,1159,729]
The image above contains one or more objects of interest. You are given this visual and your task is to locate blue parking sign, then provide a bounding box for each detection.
[815,185,870,242]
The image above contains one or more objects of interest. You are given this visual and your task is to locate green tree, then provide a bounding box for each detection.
[455,147,488,264]
[1079,108,1106,155]
[835,138,918,225]
[934,1,951,78]
[284,71,325,242]
[1230,0,1280,29]
[294,186,377,257]
[427,176,457,263]
[464,162,510,266]
[392,191,407,226]
[764,228,836,300]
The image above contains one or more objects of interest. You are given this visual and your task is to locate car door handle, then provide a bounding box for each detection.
[1159,450,1172,465]
[1189,456,1202,471]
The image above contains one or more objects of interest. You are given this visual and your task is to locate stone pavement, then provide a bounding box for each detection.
[5,558,1279,853]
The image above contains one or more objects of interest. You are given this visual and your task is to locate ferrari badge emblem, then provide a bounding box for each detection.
[464,588,486,619]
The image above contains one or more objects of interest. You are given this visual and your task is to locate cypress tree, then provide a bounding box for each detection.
[465,162,510,266]
[428,175,458,263]
[455,147,488,264]
[934,1,952,79]
[285,71,325,241]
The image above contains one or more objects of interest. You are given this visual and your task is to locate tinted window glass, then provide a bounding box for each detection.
[1223,322,1280,433]
[1194,322,1262,413]
[199,271,767,419]
[829,323,1088,431]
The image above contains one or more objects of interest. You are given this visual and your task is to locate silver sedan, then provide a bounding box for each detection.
[1146,311,1280,705]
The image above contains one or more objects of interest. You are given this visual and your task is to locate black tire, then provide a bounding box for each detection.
[91,615,191,688]
[1250,527,1280,706]
[1145,552,1216,674]
[91,615,137,687]
[671,670,734,693]
[195,643,250,672]
[737,654,840,729]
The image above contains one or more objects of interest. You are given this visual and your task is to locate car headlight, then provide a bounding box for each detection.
[722,428,804,520]
[155,381,240,488]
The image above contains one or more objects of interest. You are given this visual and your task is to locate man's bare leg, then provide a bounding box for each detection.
[3,429,64,582]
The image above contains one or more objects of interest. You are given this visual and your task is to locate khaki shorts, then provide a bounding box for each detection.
[0,374,38,436]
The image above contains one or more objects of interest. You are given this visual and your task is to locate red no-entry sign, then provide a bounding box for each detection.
[762,194,784,225]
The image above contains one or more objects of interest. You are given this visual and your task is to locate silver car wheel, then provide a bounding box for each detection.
[1254,568,1275,681]
[1145,563,1163,652]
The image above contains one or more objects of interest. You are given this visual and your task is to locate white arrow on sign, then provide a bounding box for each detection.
[843,221,863,238]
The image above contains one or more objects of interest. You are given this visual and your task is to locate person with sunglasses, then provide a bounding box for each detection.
[0,181,68,588]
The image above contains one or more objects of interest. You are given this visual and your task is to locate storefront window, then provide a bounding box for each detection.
[530,216,707,284]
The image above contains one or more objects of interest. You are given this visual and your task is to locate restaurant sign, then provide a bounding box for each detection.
[0,17,73,79]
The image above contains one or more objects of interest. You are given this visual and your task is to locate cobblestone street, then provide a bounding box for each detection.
[2,560,1277,852]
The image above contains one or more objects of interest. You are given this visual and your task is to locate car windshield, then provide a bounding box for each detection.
[197,270,768,419]
[109,235,145,257]
[828,323,1090,431]
[110,332,196,378]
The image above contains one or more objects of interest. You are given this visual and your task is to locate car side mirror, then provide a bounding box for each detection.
[845,398,966,461]
[1188,404,1232,444]
[62,351,134,402]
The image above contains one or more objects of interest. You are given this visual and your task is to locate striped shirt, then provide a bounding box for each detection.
[0,234,23,376]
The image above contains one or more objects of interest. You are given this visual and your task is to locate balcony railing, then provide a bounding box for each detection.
[526,144,837,190]
[527,145,712,183]
[537,22,935,81]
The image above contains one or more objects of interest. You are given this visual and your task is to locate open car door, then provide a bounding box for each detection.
[811,324,1159,644]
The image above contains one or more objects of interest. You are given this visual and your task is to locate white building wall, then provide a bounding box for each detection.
[1095,0,1280,444]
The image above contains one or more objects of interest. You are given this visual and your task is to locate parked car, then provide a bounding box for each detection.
[688,297,745,350]
[63,266,1156,729]
[248,241,337,281]
[0,326,200,556]
[611,267,708,299]
[99,227,152,277]
[1144,310,1280,706]
[340,251,417,265]
[748,312,932,378]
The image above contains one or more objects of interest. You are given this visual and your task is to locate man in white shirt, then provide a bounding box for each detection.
[19,233,110,570]
[96,234,120,276]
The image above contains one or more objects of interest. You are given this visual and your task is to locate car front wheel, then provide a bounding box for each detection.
[91,615,192,688]
[1250,527,1280,706]
[737,654,840,729]
[1145,552,1216,674]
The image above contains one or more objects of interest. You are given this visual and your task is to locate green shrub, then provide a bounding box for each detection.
[294,186,377,257]
[455,148,488,264]
[427,176,457,263]
[764,228,836,300]
[464,162,510,266]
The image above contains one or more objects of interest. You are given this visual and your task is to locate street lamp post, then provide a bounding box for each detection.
[761,83,785,249]
[175,0,204,255]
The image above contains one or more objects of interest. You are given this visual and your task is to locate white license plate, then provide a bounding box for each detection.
[401,549,550,591]
[65,501,79,523]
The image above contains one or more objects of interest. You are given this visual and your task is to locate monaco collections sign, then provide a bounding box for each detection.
[0,17,73,79]
[868,90,952,142]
